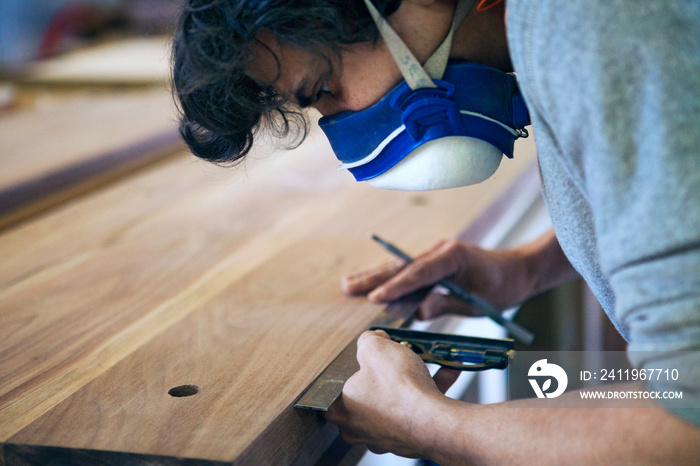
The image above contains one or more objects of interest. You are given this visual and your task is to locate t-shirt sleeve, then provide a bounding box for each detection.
[523,0,700,424]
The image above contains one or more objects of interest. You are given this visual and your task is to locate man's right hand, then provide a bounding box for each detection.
[341,230,578,321]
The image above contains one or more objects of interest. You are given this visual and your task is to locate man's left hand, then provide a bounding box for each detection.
[324,330,460,457]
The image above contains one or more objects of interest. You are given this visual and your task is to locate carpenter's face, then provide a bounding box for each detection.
[248,35,402,117]
[247,1,454,117]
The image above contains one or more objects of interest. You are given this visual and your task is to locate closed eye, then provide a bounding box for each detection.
[318,80,331,96]
[295,80,331,109]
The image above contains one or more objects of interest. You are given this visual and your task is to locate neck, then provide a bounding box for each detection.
[451,1,512,71]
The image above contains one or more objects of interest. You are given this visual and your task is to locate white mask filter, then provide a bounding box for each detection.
[367,136,503,191]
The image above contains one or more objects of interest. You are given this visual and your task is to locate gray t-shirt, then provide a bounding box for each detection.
[506,0,700,425]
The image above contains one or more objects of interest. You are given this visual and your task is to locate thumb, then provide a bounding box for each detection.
[433,367,460,394]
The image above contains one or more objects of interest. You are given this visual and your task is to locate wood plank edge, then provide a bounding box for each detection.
[232,405,326,465]
[0,128,184,232]
[1,443,228,466]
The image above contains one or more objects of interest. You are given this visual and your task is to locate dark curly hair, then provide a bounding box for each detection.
[172,0,401,164]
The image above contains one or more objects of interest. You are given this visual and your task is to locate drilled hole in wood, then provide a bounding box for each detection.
[168,385,200,397]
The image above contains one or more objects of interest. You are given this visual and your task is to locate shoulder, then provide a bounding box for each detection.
[506,0,700,105]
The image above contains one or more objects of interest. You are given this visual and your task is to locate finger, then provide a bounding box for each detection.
[363,328,390,340]
[324,394,343,422]
[355,330,392,365]
[350,239,448,301]
[433,367,461,394]
[368,240,463,302]
[358,329,390,340]
[340,259,406,295]
[417,293,479,320]
[367,445,390,455]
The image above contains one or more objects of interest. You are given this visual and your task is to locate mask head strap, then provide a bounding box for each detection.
[362,0,476,89]
[424,0,475,79]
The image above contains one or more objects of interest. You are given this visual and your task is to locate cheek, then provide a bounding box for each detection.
[314,99,344,117]
[339,79,388,112]
[315,75,394,116]
[333,45,403,112]
[314,74,395,116]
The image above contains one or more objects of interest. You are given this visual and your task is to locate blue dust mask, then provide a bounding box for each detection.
[318,0,530,191]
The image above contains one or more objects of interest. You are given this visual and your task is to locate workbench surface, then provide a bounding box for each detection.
[0,125,536,464]
[0,89,181,229]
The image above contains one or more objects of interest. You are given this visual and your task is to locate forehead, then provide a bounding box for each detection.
[246,33,328,87]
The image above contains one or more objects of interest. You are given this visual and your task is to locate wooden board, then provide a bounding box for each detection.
[0,89,182,229]
[0,126,537,464]
[23,36,172,87]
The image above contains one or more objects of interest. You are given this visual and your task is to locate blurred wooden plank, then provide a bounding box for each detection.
[23,36,172,87]
[0,89,182,229]
[0,127,537,463]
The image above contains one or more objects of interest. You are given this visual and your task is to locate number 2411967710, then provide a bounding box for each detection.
[580,368,679,382]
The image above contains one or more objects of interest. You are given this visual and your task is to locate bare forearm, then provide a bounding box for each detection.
[515,229,579,298]
[424,388,700,465]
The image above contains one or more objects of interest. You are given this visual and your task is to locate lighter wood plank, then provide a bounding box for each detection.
[0,89,181,229]
[0,89,177,191]
[0,126,537,462]
[24,37,172,86]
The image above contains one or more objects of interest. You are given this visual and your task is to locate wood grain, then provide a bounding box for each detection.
[0,89,182,229]
[0,125,537,463]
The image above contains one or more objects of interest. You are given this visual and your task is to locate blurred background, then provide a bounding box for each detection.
[0,0,179,67]
[0,0,185,230]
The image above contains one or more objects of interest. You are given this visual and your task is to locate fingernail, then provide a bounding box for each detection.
[368,288,385,302]
[340,276,352,293]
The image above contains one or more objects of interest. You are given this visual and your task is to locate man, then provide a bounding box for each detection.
[173,0,700,463]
